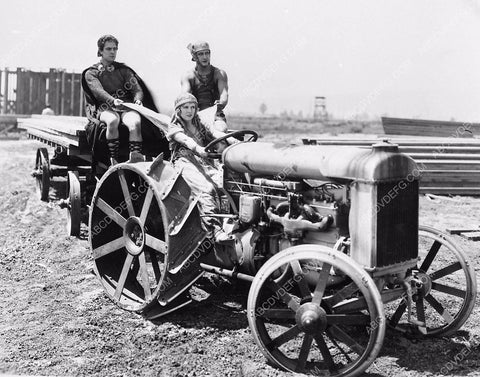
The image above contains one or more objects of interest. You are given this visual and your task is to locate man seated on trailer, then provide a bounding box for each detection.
[82,34,165,166]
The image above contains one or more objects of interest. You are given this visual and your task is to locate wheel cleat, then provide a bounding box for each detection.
[128,151,145,163]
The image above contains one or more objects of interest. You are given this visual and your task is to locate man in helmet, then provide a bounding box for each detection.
[181,41,229,133]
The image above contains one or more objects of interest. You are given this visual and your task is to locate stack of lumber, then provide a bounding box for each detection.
[17,115,89,154]
[382,117,480,138]
[302,136,480,196]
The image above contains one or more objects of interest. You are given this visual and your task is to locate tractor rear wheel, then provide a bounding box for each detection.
[89,163,169,313]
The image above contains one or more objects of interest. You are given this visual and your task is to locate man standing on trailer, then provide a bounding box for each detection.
[82,35,145,165]
[181,41,229,133]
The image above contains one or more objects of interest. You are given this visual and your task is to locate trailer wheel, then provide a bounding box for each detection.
[386,225,477,337]
[247,245,385,377]
[34,148,50,201]
[89,163,170,313]
[66,171,81,237]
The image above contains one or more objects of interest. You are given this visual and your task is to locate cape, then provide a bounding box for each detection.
[81,62,170,163]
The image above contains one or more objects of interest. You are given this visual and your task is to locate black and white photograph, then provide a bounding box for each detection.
[0,1,479,376]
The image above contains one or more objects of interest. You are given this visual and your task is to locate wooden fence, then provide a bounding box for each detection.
[0,68,84,116]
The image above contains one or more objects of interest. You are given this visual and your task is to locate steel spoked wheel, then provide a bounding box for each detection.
[386,225,477,337]
[89,164,169,312]
[35,148,50,201]
[247,245,385,377]
[66,171,81,237]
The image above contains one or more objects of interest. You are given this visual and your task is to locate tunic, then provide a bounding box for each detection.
[188,66,226,122]
[83,61,143,113]
[188,66,221,111]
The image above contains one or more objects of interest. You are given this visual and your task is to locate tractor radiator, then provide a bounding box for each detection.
[349,179,419,269]
[376,180,418,267]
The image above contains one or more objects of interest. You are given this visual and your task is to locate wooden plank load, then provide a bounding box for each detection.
[302,136,480,196]
[17,112,169,163]
[382,117,480,138]
[17,114,89,154]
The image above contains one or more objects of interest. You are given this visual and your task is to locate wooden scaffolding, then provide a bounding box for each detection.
[0,68,84,116]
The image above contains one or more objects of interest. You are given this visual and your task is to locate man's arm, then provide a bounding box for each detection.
[180,71,193,93]
[215,69,228,110]
[84,70,115,104]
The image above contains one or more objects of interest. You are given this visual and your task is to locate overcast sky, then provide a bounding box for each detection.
[1,0,480,120]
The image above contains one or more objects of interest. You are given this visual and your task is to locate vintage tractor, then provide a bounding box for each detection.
[89,132,477,376]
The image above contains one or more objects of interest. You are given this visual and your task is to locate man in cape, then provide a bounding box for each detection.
[82,34,169,166]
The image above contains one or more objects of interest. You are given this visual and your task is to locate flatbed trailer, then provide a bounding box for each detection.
[18,111,169,236]
[18,115,94,236]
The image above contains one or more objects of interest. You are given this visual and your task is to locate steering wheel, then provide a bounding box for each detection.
[204,130,258,159]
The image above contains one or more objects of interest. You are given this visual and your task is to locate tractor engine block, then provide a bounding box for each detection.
[222,140,420,275]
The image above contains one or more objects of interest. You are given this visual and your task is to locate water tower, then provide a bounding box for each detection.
[313,96,327,121]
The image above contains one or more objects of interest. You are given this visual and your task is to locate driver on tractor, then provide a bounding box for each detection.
[167,93,238,243]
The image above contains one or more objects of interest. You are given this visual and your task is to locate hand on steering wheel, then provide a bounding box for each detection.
[204,130,258,159]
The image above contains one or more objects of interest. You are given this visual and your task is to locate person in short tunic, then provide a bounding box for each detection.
[83,34,144,165]
[167,93,237,243]
[180,41,229,133]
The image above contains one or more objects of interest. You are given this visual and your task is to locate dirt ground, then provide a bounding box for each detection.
[0,136,479,377]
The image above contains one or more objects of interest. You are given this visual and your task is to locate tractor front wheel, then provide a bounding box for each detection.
[247,245,385,377]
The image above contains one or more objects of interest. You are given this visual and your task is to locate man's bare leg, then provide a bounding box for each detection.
[122,110,143,160]
[100,110,121,165]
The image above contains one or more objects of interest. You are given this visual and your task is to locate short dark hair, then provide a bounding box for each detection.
[97,35,119,57]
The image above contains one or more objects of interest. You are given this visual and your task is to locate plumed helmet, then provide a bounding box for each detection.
[174,93,198,110]
[187,41,210,61]
[97,34,119,57]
